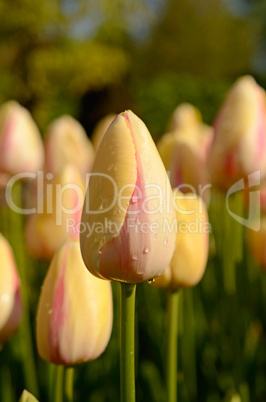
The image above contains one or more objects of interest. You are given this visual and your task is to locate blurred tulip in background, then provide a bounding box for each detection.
[0,234,23,345]
[25,164,85,260]
[44,115,95,178]
[91,113,116,152]
[153,192,209,289]
[0,101,44,176]
[208,75,266,190]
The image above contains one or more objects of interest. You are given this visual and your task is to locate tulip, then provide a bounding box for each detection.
[157,125,213,204]
[153,191,209,289]
[44,115,95,177]
[80,110,176,283]
[36,240,113,365]
[91,113,116,151]
[25,164,85,260]
[246,217,266,271]
[0,234,23,345]
[0,101,44,175]
[167,103,202,133]
[208,75,266,190]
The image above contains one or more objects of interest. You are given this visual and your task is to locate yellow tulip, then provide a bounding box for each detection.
[91,113,116,152]
[0,101,44,175]
[167,103,202,133]
[36,240,113,365]
[44,115,95,177]
[157,125,213,204]
[208,75,266,190]
[80,110,176,283]
[0,234,23,345]
[153,192,209,289]
[25,164,85,260]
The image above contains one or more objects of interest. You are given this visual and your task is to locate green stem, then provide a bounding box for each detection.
[0,346,15,402]
[166,289,179,402]
[120,282,136,402]
[52,365,64,402]
[63,367,74,402]
[7,180,39,397]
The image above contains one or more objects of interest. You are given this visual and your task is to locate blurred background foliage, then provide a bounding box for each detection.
[0,0,266,134]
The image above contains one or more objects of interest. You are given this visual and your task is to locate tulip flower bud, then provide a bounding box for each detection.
[153,192,209,289]
[25,164,85,260]
[91,113,116,151]
[157,125,213,204]
[36,240,113,365]
[167,103,202,133]
[246,218,266,271]
[208,75,266,190]
[0,101,44,175]
[169,130,212,204]
[44,115,95,177]
[80,110,176,283]
[0,234,23,345]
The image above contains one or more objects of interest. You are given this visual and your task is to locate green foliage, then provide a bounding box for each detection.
[131,73,230,139]
[0,0,130,130]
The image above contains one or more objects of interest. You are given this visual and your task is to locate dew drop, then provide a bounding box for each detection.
[99,236,106,248]
[148,278,155,284]
[143,246,151,254]
[164,236,168,245]
[126,201,130,206]
[131,255,138,261]
[132,195,139,204]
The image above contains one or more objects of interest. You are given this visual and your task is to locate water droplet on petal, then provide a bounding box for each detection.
[132,195,139,204]
[99,236,106,248]
[143,246,151,254]
[131,255,138,261]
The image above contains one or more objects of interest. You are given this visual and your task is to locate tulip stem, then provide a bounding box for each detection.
[7,179,39,398]
[63,367,74,402]
[166,289,179,402]
[52,365,64,402]
[120,282,136,402]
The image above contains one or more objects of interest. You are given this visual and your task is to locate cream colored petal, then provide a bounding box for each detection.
[170,192,209,288]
